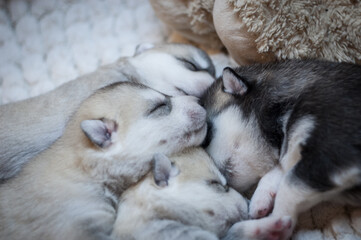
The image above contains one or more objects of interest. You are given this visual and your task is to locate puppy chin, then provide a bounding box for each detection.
[184,123,208,147]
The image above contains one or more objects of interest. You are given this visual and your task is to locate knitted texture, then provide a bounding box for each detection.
[0,0,167,104]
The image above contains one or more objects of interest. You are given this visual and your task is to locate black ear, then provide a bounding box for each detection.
[152,153,179,187]
[81,118,117,148]
[134,43,155,56]
[222,67,248,96]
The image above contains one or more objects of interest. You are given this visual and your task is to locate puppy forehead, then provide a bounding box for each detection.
[203,80,233,115]
[173,150,227,184]
[139,88,166,101]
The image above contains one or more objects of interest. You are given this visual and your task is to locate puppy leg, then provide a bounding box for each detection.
[252,171,335,240]
[223,216,292,240]
[249,166,284,219]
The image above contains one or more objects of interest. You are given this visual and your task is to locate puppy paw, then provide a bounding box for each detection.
[224,216,293,240]
[249,190,276,219]
[251,216,292,240]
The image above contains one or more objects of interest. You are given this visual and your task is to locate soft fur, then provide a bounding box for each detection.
[202,60,361,239]
[0,43,215,182]
[112,147,248,240]
[0,82,208,240]
[113,147,294,240]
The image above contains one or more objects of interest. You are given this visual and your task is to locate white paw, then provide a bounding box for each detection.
[249,189,276,219]
[251,216,292,240]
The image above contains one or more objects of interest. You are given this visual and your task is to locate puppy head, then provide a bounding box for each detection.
[130,148,248,238]
[77,82,207,162]
[201,68,277,192]
[130,43,216,98]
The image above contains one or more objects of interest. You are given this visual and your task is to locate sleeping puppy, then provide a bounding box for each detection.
[202,60,361,239]
[0,43,215,182]
[0,82,208,240]
[113,147,291,240]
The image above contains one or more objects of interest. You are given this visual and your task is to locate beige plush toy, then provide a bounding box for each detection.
[150,0,361,65]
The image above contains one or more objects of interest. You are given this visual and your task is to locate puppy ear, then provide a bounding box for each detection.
[222,67,248,96]
[152,153,179,187]
[81,118,117,148]
[134,43,155,56]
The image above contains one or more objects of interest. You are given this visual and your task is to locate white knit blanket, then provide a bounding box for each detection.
[0,0,360,239]
[0,0,168,104]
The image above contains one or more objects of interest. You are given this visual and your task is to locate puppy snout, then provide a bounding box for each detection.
[187,106,206,128]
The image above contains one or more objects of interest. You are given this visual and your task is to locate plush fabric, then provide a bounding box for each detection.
[151,0,361,65]
[213,0,276,64]
[223,0,361,64]
[149,0,223,50]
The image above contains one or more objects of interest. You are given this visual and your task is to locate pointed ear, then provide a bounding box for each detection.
[134,43,155,56]
[81,118,117,148]
[152,153,179,187]
[222,67,248,96]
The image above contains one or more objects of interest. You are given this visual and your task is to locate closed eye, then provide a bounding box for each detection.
[208,179,229,192]
[148,98,172,117]
[177,58,198,71]
[150,102,167,113]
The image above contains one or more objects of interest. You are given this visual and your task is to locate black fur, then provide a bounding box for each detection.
[202,59,361,194]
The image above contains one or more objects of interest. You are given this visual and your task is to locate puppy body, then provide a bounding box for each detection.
[0,82,208,240]
[112,148,246,240]
[202,60,361,238]
[113,147,294,240]
[0,43,215,182]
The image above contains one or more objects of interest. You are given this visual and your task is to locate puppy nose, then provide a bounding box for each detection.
[186,108,206,132]
[188,106,206,121]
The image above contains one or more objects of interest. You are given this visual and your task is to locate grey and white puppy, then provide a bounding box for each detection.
[202,60,361,239]
[0,82,208,240]
[0,43,215,182]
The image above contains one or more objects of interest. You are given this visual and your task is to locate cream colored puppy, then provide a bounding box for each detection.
[112,148,247,240]
[0,43,215,182]
[113,148,291,240]
[0,82,207,240]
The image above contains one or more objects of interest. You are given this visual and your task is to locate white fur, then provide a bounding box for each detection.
[331,167,361,188]
[280,115,315,171]
[249,166,283,219]
[130,50,214,98]
[225,216,292,240]
[207,106,277,192]
[254,168,360,240]
[248,115,316,219]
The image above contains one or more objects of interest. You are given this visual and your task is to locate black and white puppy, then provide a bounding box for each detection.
[202,60,361,239]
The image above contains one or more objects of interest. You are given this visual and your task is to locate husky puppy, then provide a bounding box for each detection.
[0,82,208,240]
[202,60,361,239]
[113,147,292,240]
[0,43,215,182]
